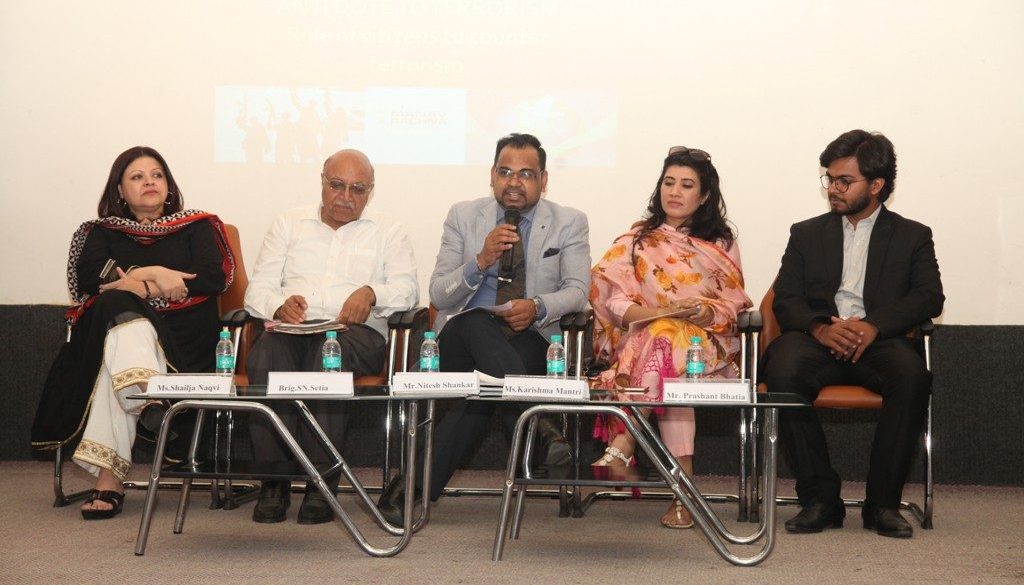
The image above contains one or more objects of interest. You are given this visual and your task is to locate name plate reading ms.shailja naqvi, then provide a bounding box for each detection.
[148,374,233,396]
[662,379,751,404]
[502,376,589,401]
[267,371,354,396]
[391,372,479,396]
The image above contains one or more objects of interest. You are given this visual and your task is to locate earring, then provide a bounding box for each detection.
[118,197,127,208]
[165,191,174,206]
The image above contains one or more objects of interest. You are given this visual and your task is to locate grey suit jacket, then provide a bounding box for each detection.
[430,197,591,339]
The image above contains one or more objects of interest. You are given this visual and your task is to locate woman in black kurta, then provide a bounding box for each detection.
[31,146,234,519]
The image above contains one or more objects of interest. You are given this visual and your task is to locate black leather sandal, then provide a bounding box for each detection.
[81,490,125,520]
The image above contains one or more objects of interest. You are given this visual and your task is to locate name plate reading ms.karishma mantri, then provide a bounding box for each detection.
[662,378,751,404]
[267,371,354,396]
[391,372,479,396]
[147,374,233,396]
[502,376,589,401]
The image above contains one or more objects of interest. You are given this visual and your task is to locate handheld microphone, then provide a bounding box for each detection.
[500,208,522,273]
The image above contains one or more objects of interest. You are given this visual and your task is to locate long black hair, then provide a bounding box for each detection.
[633,149,734,254]
[97,146,184,219]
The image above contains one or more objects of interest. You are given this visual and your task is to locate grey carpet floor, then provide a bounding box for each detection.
[2,461,1021,585]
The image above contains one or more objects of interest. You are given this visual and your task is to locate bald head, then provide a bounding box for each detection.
[320,149,375,229]
[323,149,375,181]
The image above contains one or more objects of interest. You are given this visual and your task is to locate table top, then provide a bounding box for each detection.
[134,386,806,408]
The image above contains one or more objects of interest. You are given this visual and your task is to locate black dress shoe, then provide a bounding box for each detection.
[376,476,421,526]
[863,506,913,538]
[136,401,178,443]
[297,483,335,525]
[252,480,289,523]
[784,500,845,534]
[535,418,571,467]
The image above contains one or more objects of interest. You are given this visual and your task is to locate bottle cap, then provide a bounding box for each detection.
[219,329,230,339]
[551,334,562,343]
[326,331,338,339]
[690,336,702,344]
[424,331,436,340]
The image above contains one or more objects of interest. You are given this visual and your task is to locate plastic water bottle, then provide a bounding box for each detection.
[546,334,566,378]
[322,331,342,372]
[419,331,440,372]
[215,327,234,375]
[685,336,705,379]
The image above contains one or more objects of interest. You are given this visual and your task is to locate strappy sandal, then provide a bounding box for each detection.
[81,490,125,520]
[660,500,694,529]
[592,446,633,466]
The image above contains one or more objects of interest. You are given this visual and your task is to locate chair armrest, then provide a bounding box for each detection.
[560,309,593,332]
[220,308,250,328]
[388,307,429,330]
[740,309,763,333]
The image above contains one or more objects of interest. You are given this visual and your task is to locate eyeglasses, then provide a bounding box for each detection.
[323,177,373,197]
[668,146,712,161]
[495,167,539,182]
[820,174,867,193]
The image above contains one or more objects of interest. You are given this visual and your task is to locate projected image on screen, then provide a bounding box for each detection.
[214,86,616,167]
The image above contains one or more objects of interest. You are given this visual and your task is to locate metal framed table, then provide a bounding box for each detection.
[491,392,808,566]
[132,386,449,557]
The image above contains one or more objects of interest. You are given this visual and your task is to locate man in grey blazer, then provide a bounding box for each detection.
[378,133,591,521]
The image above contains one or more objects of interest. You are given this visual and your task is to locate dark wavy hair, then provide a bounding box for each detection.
[819,129,897,203]
[97,146,184,219]
[633,150,734,255]
[493,133,546,171]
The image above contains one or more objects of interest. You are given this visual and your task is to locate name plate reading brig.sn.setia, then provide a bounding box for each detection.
[267,371,354,396]
[391,372,480,396]
[502,376,589,401]
[148,374,233,396]
[662,379,751,404]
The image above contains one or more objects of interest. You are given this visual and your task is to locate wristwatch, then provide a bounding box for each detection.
[530,297,543,320]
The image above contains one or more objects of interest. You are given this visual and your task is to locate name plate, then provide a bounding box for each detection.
[662,379,751,404]
[391,372,479,396]
[267,371,353,396]
[502,376,589,401]
[148,374,233,395]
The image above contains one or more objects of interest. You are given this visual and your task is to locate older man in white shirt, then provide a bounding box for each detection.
[244,149,418,525]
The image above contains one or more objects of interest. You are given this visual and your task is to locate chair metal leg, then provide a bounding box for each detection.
[53,446,94,507]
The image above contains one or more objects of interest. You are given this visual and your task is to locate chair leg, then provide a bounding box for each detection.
[53,447,93,507]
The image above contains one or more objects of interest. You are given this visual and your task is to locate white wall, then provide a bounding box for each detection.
[1,0,1021,324]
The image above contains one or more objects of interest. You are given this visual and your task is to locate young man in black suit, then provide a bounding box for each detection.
[762,129,944,538]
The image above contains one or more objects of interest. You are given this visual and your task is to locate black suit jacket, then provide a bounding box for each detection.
[773,206,944,340]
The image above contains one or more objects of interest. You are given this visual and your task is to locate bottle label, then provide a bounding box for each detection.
[216,355,234,371]
[546,359,565,375]
[686,361,705,376]
[323,356,342,370]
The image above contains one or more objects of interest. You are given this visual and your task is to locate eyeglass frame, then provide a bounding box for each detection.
[321,175,374,197]
[668,146,712,161]
[819,174,869,194]
[494,167,541,182]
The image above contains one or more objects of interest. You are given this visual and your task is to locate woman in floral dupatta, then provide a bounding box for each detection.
[31,146,234,520]
[590,147,751,528]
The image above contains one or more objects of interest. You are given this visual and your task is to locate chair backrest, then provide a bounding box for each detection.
[217,224,254,383]
[218,224,248,315]
[758,285,781,357]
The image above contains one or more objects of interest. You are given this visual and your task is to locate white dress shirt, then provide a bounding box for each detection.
[244,204,419,338]
[835,205,881,319]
